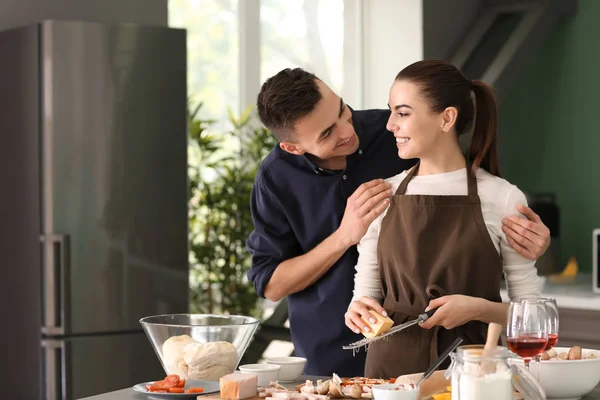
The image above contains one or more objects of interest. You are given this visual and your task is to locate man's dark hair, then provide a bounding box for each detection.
[256,68,322,142]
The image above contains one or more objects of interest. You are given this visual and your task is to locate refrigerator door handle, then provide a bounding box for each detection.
[41,339,70,400]
[40,234,70,335]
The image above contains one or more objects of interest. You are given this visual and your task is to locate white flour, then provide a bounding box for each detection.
[451,362,513,400]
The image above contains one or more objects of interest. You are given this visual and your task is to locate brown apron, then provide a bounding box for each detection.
[364,162,503,378]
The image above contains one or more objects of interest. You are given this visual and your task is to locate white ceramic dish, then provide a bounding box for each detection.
[132,379,220,398]
[372,383,418,400]
[528,347,600,400]
[264,357,307,382]
[239,363,281,386]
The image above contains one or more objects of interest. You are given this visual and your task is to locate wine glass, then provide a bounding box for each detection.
[507,298,549,369]
[540,297,559,351]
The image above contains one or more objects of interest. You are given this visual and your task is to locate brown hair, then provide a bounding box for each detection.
[395,60,500,177]
[256,68,322,142]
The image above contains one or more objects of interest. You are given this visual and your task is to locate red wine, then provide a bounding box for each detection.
[545,333,559,350]
[507,336,548,358]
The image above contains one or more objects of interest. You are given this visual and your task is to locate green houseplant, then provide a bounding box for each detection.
[187,102,277,318]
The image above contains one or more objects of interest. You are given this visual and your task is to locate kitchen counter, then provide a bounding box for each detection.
[79,377,326,400]
[500,273,600,311]
[79,376,600,400]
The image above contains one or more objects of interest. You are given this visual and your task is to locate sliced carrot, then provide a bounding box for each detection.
[389,378,396,383]
[169,387,185,393]
[148,387,168,393]
[152,380,174,390]
[177,378,186,388]
[165,374,181,385]
[186,387,205,393]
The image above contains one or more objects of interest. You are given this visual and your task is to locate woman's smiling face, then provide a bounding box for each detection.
[386,80,447,160]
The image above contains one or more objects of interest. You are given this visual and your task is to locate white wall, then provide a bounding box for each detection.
[0,0,168,31]
[361,0,423,109]
[342,0,364,110]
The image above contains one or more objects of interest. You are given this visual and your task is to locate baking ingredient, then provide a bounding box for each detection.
[184,341,239,380]
[162,334,199,377]
[568,345,583,360]
[316,380,330,395]
[162,336,239,381]
[300,380,317,394]
[264,379,410,400]
[361,311,394,338]
[298,374,394,398]
[219,372,258,400]
[540,345,598,361]
[260,382,336,400]
[431,386,452,400]
[145,374,204,394]
[341,383,362,399]
[451,362,512,400]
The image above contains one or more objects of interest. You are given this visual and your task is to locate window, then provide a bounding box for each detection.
[169,0,239,131]
[170,0,358,131]
[261,0,346,95]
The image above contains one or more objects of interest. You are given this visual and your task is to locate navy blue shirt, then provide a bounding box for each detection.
[246,108,416,377]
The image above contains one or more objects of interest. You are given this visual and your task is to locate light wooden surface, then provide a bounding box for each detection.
[198,377,326,400]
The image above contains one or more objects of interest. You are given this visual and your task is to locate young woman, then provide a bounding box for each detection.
[344,60,542,378]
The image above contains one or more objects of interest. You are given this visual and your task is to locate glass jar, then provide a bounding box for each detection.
[447,345,513,400]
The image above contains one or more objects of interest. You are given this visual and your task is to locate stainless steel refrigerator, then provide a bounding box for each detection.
[0,20,189,399]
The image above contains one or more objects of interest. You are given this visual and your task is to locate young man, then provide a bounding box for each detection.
[246,68,550,377]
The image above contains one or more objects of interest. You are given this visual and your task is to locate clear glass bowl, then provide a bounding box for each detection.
[140,314,260,381]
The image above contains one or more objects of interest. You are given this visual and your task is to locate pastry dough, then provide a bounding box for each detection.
[184,341,239,380]
[161,334,199,377]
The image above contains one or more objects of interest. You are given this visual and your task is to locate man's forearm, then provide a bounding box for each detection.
[264,229,351,302]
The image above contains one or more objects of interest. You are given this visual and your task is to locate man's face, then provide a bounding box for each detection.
[279,80,359,165]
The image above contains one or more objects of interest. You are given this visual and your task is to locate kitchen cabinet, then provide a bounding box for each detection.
[556,307,600,350]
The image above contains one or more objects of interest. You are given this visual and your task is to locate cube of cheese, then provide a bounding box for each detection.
[219,372,258,400]
[361,310,394,338]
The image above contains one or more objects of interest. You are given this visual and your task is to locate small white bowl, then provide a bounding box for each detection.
[528,347,600,400]
[372,383,418,400]
[265,357,307,382]
[239,363,281,387]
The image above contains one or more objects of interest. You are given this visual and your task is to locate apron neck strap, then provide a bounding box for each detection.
[396,161,420,195]
[395,160,480,202]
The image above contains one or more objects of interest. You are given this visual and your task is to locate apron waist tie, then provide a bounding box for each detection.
[381,285,448,367]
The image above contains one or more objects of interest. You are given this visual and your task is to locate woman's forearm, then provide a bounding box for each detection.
[475,299,509,326]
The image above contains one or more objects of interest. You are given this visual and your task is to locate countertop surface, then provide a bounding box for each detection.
[500,273,600,311]
[79,377,323,400]
[79,375,600,400]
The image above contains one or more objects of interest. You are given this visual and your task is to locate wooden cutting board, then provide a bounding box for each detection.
[199,392,262,400]
[198,379,308,400]
[197,372,451,400]
[197,371,450,400]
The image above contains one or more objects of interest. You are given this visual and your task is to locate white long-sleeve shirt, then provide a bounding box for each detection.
[352,167,542,303]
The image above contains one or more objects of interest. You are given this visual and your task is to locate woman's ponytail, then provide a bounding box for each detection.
[468,80,501,177]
